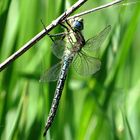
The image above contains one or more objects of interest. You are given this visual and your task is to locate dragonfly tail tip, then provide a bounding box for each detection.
[43,131,47,137]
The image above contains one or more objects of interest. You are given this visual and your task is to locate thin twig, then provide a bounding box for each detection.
[68,0,140,20]
[67,0,124,20]
[0,0,87,72]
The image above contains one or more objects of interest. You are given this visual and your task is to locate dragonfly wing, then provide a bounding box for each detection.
[51,40,65,59]
[73,52,101,76]
[39,62,62,82]
[83,25,111,51]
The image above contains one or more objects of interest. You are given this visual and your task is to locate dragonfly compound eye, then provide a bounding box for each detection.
[72,20,84,31]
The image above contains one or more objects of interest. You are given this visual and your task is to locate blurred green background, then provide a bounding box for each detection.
[0,0,140,140]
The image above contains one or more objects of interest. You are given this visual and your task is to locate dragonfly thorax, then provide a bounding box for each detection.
[65,18,85,52]
[64,48,75,58]
[65,31,84,53]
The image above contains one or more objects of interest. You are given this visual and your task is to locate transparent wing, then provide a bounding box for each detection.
[39,62,62,82]
[73,52,101,76]
[51,40,65,59]
[83,25,111,51]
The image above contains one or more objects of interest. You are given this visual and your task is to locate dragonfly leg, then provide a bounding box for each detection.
[59,22,69,32]
[48,32,67,43]
[59,21,77,42]
[41,19,65,41]
[41,19,55,42]
[58,20,75,46]
[41,19,49,33]
[41,19,71,43]
[65,19,74,31]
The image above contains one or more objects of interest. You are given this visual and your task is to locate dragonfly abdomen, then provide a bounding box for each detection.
[43,56,73,136]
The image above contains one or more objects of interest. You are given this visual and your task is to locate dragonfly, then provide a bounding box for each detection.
[40,17,111,136]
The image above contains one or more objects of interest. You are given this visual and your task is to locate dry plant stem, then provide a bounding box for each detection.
[0,0,87,72]
[67,0,123,20]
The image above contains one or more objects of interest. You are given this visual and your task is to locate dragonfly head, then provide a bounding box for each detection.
[70,18,84,31]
